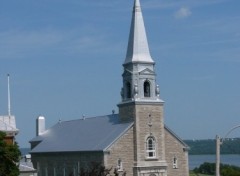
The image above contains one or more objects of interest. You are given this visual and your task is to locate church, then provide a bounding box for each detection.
[30,0,189,176]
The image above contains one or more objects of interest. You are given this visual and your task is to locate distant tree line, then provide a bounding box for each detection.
[184,138,240,155]
[193,162,240,176]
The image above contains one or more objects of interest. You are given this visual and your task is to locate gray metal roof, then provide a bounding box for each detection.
[30,114,133,153]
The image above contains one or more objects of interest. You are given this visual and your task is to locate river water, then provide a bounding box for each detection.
[189,154,240,170]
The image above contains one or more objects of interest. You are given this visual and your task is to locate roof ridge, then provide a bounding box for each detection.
[59,114,117,123]
[104,122,134,151]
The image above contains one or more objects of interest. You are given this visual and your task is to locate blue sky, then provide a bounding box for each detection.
[0,0,240,148]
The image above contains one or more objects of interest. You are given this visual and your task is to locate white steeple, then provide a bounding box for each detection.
[120,0,160,102]
[119,2,167,175]
[124,0,154,65]
[0,74,19,138]
[7,74,11,117]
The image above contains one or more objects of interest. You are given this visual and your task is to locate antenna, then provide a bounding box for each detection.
[7,74,11,117]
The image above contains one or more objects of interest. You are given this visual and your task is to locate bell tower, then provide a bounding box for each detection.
[118,0,168,175]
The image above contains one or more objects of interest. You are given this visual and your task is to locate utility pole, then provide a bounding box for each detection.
[216,125,240,176]
[216,135,221,176]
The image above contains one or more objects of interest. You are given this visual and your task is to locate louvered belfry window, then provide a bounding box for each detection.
[144,81,150,97]
[126,82,131,98]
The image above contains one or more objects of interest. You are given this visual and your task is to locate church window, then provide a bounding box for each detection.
[144,81,150,97]
[126,82,131,98]
[173,156,178,169]
[116,158,123,171]
[146,137,156,158]
[150,174,156,176]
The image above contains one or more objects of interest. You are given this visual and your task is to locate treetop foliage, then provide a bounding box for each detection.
[0,131,21,176]
[193,162,240,176]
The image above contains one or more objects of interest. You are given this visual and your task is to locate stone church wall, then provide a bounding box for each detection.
[134,104,165,162]
[164,129,189,176]
[105,126,134,176]
[31,151,103,176]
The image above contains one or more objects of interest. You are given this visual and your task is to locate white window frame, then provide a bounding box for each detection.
[117,158,123,171]
[146,137,156,159]
[173,156,178,169]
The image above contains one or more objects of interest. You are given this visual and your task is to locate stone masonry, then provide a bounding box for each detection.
[105,127,134,176]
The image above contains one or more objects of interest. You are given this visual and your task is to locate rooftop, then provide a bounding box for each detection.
[30,114,134,153]
[0,115,19,134]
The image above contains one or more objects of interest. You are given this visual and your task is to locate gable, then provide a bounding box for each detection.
[164,125,189,150]
[139,68,155,75]
[105,124,134,151]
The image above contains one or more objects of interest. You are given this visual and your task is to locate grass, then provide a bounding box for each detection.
[189,171,214,176]
[190,174,213,176]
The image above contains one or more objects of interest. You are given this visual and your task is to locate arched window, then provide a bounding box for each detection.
[126,82,131,99]
[146,137,156,158]
[116,158,123,171]
[150,174,156,176]
[173,156,178,169]
[144,81,150,97]
[149,174,156,176]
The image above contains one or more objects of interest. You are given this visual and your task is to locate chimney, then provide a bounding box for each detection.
[36,116,45,136]
[25,154,31,162]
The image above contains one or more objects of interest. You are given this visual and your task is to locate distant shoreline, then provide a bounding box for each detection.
[184,138,240,155]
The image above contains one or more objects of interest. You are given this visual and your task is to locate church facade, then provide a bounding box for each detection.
[30,0,189,176]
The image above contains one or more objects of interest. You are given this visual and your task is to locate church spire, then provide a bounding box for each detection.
[124,0,154,65]
[7,74,11,117]
[119,0,160,102]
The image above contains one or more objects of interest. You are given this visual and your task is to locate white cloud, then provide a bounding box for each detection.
[174,7,192,19]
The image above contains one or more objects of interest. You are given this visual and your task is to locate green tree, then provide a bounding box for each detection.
[193,162,215,175]
[221,164,240,176]
[193,162,240,176]
[0,131,21,176]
